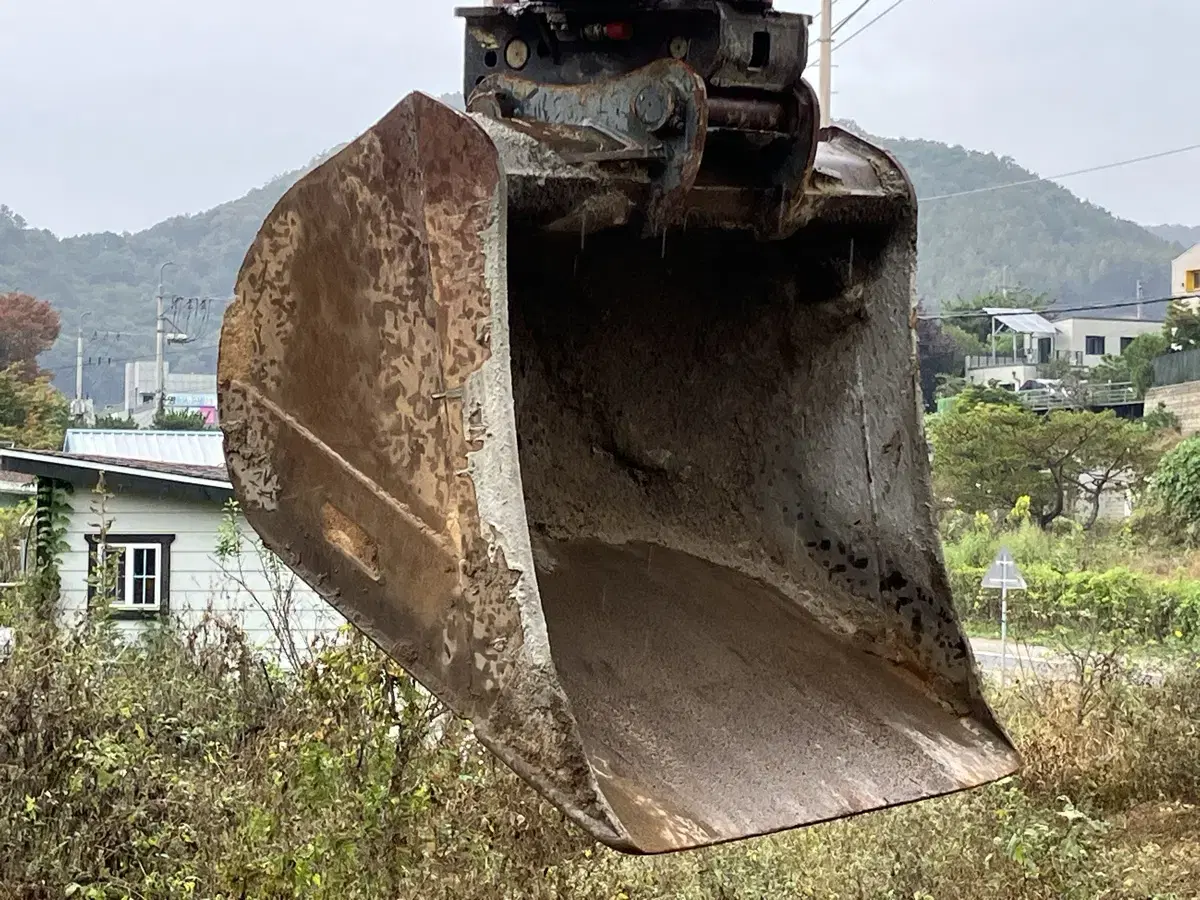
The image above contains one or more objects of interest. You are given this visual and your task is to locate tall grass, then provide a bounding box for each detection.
[1,585,1197,899]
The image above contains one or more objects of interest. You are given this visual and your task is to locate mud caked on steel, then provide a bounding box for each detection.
[217,0,1020,855]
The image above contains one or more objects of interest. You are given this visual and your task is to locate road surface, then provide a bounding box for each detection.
[968,637,1165,685]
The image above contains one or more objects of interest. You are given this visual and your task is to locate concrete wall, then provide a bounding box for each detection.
[1174,244,1200,298]
[1145,380,1200,436]
[56,485,346,661]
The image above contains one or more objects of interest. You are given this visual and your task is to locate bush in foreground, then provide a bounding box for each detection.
[0,591,1197,899]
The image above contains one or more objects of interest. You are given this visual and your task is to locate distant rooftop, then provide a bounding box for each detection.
[62,430,225,469]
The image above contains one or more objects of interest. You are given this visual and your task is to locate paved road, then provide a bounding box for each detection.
[970,638,1062,677]
[968,637,1166,685]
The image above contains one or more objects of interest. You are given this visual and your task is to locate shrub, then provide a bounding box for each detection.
[1151,436,1200,542]
[2,579,1198,898]
[951,561,1200,644]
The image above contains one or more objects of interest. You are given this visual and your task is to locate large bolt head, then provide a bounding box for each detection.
[633,84,676,132]
[505,38,530,70]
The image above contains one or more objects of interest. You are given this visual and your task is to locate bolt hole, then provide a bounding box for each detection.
[484,49,499,68]
[749,31,771,69]
[537,40,551,58]
[475,75,487,86]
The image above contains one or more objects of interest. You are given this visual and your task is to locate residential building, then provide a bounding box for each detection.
[1119,247,1200,432]
[0,431,345,663]
[124,362,218,427]
[965,308,1163,390]
[1173,243,1200,300]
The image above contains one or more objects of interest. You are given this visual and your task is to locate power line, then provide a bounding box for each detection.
[918,293,1200,322]
[830,0,876,37]
[837,0,913,48]
[809,0,914,109]
[920,142,1200,203]
[45,340,220,376]
[809,0,863,48]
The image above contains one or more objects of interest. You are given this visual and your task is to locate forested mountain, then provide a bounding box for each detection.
[1148,224,1200,248]
[860,128,1180,314]
[0,112,1188,405]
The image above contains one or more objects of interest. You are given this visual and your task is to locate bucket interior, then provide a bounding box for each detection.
[505,221,1016,851]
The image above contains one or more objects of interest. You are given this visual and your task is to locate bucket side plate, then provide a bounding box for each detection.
[217,91,624,847]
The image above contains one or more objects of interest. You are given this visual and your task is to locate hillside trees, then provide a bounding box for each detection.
[2,128,1182,407]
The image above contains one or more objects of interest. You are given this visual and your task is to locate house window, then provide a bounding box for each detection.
[86,534,175,619]
[1188,270,1200,293]
[1085,335,1106,356]
[1120,336,1135,353]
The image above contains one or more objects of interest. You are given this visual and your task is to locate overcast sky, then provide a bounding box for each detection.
[1,0,1196,237]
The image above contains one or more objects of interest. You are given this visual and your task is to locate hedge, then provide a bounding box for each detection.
[950,563,1200,643]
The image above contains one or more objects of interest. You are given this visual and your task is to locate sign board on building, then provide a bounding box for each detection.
[166,393,218,409]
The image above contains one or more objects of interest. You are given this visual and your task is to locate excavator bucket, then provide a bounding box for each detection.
[218,81,1019,853]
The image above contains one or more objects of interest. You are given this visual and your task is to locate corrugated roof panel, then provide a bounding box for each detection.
[63,430,226,468]
[982,308,1059,335]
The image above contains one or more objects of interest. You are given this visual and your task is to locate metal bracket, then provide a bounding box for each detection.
[470,58,709,227]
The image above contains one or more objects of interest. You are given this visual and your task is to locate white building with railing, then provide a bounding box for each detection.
[965,308,1163,390]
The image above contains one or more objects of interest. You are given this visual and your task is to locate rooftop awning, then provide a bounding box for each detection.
[982,307,1058,336]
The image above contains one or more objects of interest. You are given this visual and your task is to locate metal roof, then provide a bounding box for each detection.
[62,430,226,468]
[0,449,233,504]
[982,308,1059,335]
[4,449,229,487]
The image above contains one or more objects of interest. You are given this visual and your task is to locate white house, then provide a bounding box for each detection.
[1174,244,1200,300]
[1053,315,1162,365]
[966,308,1164,389]
[0,432,346,663]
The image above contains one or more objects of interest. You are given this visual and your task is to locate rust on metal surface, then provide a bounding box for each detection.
[218,91,625,847]
[707,94,790,132]
[220,86,1019,855]
[471,59,709,229]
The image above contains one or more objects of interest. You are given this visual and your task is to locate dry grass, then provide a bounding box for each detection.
[1,587,1198,900]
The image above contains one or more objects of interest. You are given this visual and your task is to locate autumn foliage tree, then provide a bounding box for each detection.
[0,292,61,379]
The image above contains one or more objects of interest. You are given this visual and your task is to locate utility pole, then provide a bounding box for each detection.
[75,324,84,402]
[1136,280,1144,320]
[156,262,176,415]
[74,310,91,422]
[819,0,832,128]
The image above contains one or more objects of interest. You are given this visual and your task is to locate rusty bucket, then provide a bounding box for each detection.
[218,91,1019,854]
